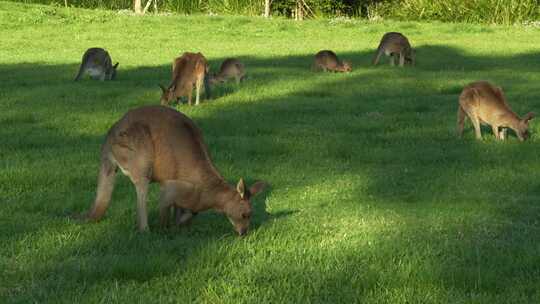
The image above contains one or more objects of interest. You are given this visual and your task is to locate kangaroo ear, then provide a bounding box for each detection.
[236,178,246,199]
[249,181,267,197]
[493,86,506,101]
[523,112,535,122]
[159,84,167,92]
[113,62,119,69]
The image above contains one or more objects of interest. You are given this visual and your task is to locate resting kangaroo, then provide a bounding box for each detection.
[372,32,415,67]
[312,50,352,73]
[74,48,118,81]
[209,58,246,85]
[159,52,210,106]
[457,81,535,141]
[84,105,267,235]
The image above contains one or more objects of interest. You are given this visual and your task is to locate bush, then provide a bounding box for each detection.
[8,0,540,24]
[368,0,540,24]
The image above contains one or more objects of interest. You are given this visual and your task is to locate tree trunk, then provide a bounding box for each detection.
[295,0,303,21]
[142,0,153,14]
[264,0,271,18]
[134,0,142,14]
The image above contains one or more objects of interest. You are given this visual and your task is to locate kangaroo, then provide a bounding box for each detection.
[372,32,415,67]
[209,58,246,85]
[312,50,352,73]
[457,81,535,141]
[83,105,267,235]
[159,52,210,106]
[74,48,119,81]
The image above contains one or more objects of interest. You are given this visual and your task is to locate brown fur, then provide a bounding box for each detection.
[74,48,119,81]
[84,105,267,235]
[372,32,415,67]
[209,58,246,85]
[457,81,535,141]
[160,52,210,106]
[312,50,352,73]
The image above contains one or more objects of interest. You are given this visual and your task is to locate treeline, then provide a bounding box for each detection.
[11,0,540,24]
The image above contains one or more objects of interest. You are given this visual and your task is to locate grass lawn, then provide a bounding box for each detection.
[1,2,540,303]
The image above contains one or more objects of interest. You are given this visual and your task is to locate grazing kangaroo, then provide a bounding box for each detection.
[312,50,352,73]
[74,48,119,81]
[159,52,210,106]
[457,81,535,141]
[209,58,246,85]
[84,105,267,235]
[372,32,415,67]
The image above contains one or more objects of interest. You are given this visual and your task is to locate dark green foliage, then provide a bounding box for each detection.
[14,0,132,10]
[370,0,540,25]
[7,0,540,24]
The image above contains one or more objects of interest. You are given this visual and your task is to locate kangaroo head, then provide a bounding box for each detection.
[341,61,352,72]
[222,178,266,236]
[159,84,175,105]
[517,112,535,141]
[109,62,119,80]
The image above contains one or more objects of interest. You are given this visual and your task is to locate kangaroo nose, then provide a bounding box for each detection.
[238,228,248,236]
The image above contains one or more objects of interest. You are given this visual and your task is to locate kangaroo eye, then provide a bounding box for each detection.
[242,213,249,219]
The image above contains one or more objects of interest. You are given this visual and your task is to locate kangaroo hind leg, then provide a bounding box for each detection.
[111,122,155,232]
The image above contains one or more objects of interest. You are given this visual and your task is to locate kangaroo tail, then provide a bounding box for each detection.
[372,44,383,65]
[74,52,91,81]
[74,63,85,81]
[456,105,467,138]
[86,151,117,221]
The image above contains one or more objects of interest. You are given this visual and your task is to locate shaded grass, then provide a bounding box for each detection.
[1,1,540,303]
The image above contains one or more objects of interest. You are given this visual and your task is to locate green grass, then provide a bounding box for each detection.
[1,2,540,303]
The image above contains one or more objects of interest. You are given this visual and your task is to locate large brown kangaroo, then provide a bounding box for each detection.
[84,106,266,235]
[159,52,210,106]
[457,81,535,141]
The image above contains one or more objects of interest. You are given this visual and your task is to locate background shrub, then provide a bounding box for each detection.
[368,0,540,25]
[8,0,540,24]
